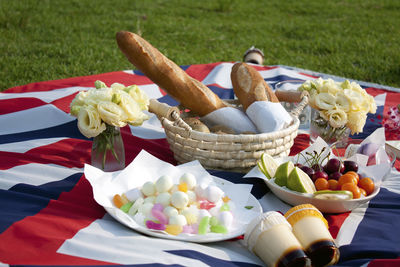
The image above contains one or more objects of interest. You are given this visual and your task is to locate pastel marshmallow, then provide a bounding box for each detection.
[155,175,173,193]
[156,192,171,207]
[171,191,189,209]
[125,188,143,202]
[179,173,197,190]
[142,181,156,197]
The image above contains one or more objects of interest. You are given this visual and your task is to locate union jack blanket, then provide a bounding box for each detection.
[1,62,399,266]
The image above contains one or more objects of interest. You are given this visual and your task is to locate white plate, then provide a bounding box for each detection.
[264,178,380,214]
[105,176,262,243]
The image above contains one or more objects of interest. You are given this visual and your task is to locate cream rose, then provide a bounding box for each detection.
[347,111,367,134]
[314,93,336,110]
[322,108,348,128]
[77,106,106,138]
[97,101,128,127]
[124,85,149,111]
[118,91,149,126]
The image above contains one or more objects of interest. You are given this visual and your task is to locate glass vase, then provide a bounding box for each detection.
[91,124,125,172]
[309,109,351,148]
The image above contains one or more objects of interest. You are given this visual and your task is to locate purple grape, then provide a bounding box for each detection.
[312,171,328,182]
[325,158,342,174]
[312,164,322,172]
[301,166,315,178]
[344,160,358,173]
[328,171,342,181]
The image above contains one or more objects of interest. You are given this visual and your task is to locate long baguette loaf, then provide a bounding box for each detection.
[116,31,227,116]
[231,62,279,111]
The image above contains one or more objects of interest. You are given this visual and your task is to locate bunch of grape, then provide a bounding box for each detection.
[297,157,375,199]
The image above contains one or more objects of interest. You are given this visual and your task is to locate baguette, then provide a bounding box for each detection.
[116,31,227,116]
[231,62,279,111]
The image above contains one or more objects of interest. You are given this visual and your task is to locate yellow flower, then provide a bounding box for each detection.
[77,106,106,138]
[322,108,348,128]
[314,93,336,110]
[118,91,149,126]
[347,111,367,134]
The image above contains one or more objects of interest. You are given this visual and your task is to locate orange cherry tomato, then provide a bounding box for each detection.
[341,182,361,199]
[328,179,339,190]
[359,187,367,197]
[338,174,358,187]
[345,171,359,183]
[315,178,329,191]
[358,177,375,196]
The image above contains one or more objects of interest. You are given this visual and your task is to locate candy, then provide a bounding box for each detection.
[146,220,166,231]
[152,203,164,211]
[163,206,179,218]
[182,224,196,234]
[113,194,128,208]
[144,196,156,204]
[220,203,230,212]
[120,202,133,213]
[205,185,224,203]
[186,190,196,204]
[199,200,216,210]
[194,183,208,199]
[155,175,173,193]
[171,191,189,209]
[178,182,188,192]
[209,216,219,226]
[218,211,233,228]
[169,214,187,226]
[197,209,211,221]
[165,224,183,235]
[198,216,210,235]
[142,181,156,197]
[222,196,231,203]
[155,192,171,207]
[128,197,144,215]
[125,188,143,202]
[181,209,198,225]
[151,205,168,225]
[139,202,154,218]
[179,173,196,190]
[210,224,228,234]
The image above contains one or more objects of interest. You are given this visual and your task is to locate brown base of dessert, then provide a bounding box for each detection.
[277,248,312,267]
[306,239,340,267]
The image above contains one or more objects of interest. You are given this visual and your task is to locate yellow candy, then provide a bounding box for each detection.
[222,196,231,203]
[178,182,188,192]
[165,224,183,236]
[184,213,198,225]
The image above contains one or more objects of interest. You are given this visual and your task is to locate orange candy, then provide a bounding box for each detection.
[341,182,361,199]
[358,177,375,196]
[113,194,128,208]
[315,178,329,191]
[178,182,188,192]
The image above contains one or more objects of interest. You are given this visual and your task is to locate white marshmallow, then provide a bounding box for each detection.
[125,188,143,202]
[219,211,233,228]
[155,175,173,193]
[194,183,208,199]
[155,192,171,207]
[171,191,189,209]
[169,214,187,226]
[144,196,156,204]
[141,181,156,197]
[163,206,179,218]
[179,173,197,190]
[197,209,211,221]
[187,190,196,204]
[205,185,224,203]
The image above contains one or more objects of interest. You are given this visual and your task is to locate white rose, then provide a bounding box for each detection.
[118,91,149,126]
[344,89,364,111]
[334,92,350,112]
[320,79,340,95]
[97,101,128,127]
[347,111,367,134]
[323,108,348,128]
[314,93,336,110]
[110,83,126,91]
[77,106,106,138]
[124,85,149,111]
[85,88,112,106]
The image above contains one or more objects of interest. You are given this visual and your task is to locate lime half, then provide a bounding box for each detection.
[287,167,316,194]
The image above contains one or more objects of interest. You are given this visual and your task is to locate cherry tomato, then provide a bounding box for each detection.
[358,177,375,196]
[328,179,339,190]
[315,178,329,191]
[345,171,359,183]
[341,182,361,199]
[338,174,358,187]
[359,187,367,197]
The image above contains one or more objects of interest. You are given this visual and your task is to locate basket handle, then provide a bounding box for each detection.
[148,99,193,132]
[275,90,309,117]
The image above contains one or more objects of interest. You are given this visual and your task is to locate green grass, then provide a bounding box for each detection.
[1,0,400,91]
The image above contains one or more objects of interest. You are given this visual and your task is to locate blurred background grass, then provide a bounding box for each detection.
[1,0,400,91]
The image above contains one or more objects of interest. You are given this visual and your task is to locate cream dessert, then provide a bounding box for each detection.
[284,204,340,267]
[244,211,311,267]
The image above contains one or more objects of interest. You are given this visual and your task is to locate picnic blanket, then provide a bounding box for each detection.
[1,62,399,266]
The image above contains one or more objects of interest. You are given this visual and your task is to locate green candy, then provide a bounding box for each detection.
[209,216,219,226]
[198,216,210,235]
[210,224,228,234]
[120,202,133,213]
[220,203,230,212]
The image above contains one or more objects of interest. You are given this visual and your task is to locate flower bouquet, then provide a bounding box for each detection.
[70,80,149,171]
[298,78,377,147]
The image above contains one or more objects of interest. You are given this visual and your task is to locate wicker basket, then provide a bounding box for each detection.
[149,91,309,172]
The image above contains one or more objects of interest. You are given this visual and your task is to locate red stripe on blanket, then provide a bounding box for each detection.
[0,138,91,170]
[0,98,47,115]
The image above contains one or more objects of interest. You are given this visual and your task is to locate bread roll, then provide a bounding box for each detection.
[231,62,279,111]
[116,31,227,116]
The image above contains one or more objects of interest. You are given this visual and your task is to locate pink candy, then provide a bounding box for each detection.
[151,204,168,225]
[146,220,166,231]
[199,200,216,210]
